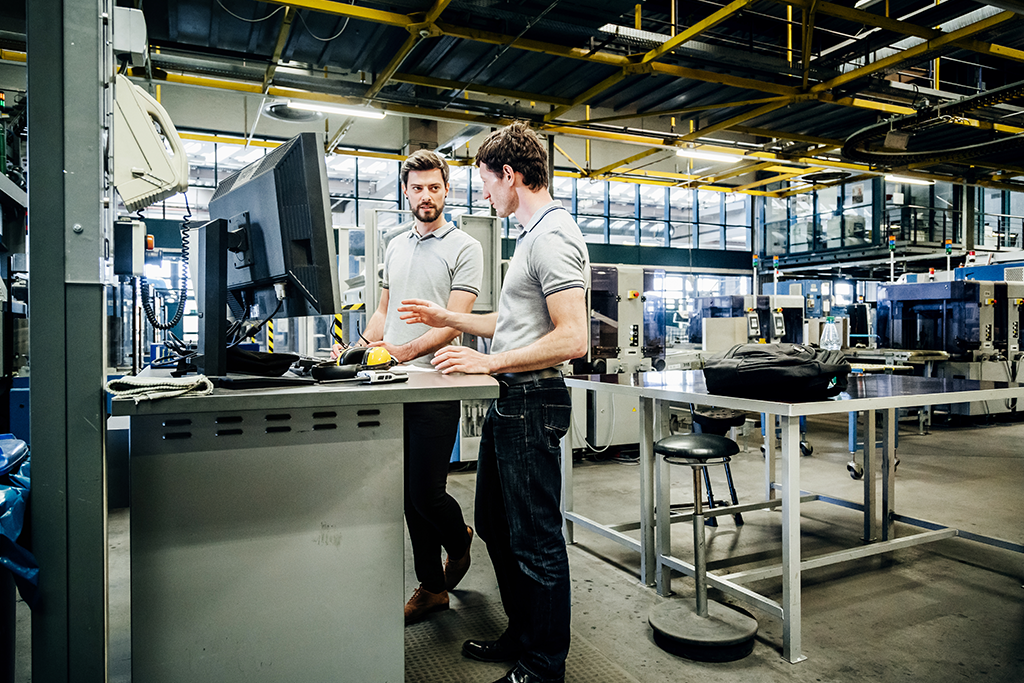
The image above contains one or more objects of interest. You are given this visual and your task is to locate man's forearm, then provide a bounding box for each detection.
[486,324,588,374]
[361,309,386,343]
[399,326,462,361]
[446,311,498,339]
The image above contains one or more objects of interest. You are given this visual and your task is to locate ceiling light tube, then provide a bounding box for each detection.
[676,148,744,163]
[286,100,386,120]
[884,174,933,186]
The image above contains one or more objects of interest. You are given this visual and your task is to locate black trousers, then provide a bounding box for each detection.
[404,400,471,593]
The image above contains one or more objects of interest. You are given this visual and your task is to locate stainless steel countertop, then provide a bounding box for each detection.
[565,370,1024,417]
[111,369,500,416]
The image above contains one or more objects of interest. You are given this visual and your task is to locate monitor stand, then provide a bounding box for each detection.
[195,218,229,377]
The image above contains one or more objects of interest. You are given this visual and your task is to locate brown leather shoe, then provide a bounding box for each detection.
[444,526,474,591]
[404,585,449,625]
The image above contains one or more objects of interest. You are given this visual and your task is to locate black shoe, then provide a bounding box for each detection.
[462,638,523,663]
[491,664,564,683]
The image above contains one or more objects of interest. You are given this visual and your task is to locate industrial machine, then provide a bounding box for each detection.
[877,280,1024,415]
[688,294,804,348]
[573,265,668,451]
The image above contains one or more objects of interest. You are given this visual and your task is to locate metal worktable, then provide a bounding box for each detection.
[112,370,498,683]
[561,371,1024,664]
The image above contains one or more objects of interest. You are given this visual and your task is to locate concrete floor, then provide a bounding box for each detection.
[11,412,1024,681]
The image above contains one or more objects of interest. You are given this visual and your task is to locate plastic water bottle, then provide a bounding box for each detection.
[820,316,842,351]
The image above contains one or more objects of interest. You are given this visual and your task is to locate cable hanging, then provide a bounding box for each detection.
[140,193,191,331]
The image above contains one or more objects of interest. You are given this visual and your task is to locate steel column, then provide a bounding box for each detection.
[27,0,111,680]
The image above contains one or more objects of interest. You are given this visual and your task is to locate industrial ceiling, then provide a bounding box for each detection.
[3,1,1024,197]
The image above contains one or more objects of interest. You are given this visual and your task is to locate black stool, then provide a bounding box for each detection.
[690,406,747,526]
[648,433,758,662]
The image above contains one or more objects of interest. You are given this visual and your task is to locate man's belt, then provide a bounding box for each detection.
[493,367,562,386]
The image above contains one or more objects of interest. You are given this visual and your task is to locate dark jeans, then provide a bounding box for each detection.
[476,377,572,679]
[404,400,470,594]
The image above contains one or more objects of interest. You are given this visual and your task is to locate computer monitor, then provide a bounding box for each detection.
[208,131,342,320]
[196,132,341,375]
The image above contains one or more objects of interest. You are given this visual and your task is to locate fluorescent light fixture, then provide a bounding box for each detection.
[676,148,744,163]
[286,100,386,120]
[884,174,933,186]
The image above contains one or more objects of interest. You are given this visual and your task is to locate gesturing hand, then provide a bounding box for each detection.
[397,298,452,328]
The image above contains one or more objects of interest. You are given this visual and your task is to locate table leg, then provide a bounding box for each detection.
[863,409,878,542]
[561,387,575,545]
[654,401,672,595]
[780,415,805,663]
[764,413,777,501]
[882,408,897,541]
[639,397,657,587]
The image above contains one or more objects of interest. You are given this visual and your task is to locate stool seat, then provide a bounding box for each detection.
[655,433,740,464]
[692,407,746,436]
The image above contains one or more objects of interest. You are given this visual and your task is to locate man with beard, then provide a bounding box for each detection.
[344,149,483,623]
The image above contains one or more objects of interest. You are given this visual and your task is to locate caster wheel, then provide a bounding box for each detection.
[800,441,813,457]
[847,461,864,480]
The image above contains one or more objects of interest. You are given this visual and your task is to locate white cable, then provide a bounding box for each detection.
[216,0,283,23]
[296,1,355,42]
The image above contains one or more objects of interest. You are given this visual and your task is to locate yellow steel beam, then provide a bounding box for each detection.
[733,168,815,191]
[649,62,799,96]
[363,0,451,100]
[589,147,665,178]
[262,7,296,93]
[641,0,757,63]
[774,1,1024,64]
[391,72,573,106]
[364,31,422,100]
[731,125,843,147]
[0,49,26,63]
[258,0,411,28]
[423,0,453,24]
[701,161,783,184]
[810,11,1016,93]
[544,69,632,122]
[680,100,793,141]
[437,21,630,67]
[179,132,281,149]
[569,96,792,126]
[553,142,586,173]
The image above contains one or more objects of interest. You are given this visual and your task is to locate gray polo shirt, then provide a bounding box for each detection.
[382,221,483,367]
[491,202,589,356]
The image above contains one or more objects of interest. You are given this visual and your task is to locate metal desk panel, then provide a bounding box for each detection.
[119,372,498,683]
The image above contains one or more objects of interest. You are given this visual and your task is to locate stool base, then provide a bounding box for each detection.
[649,599,758,662]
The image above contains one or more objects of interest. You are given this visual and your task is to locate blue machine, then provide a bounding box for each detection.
[876,280,1023,360]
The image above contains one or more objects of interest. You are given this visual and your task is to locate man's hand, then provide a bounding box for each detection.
[397,298,452,328]
[330,343,344,360]
[431,345,494,375]
[368,340,410,363]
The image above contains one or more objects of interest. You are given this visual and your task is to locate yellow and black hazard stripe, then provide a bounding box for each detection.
[267,320,274,352]
[332,314,344,346]
[338,303,365,311]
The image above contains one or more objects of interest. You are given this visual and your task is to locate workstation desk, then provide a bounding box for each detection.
[561,371,1024,664]
[112,370,498,683]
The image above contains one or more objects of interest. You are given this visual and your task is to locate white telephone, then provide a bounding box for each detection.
[112,74,189,212]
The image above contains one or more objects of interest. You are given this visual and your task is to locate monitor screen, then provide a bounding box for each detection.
[208,131,341,319]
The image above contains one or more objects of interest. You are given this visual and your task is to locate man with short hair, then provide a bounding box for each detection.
[398,122,589,683]
[345,149,483,624]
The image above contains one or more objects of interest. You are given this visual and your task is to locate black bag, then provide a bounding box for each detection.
[702,343,851,402]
